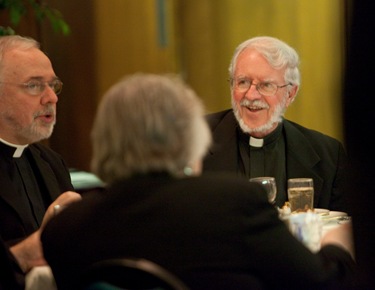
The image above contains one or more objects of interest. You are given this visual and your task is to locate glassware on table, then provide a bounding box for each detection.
[287,178,314,212]
[249,176,277,204]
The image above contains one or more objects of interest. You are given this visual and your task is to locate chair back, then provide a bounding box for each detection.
[182,271,264,290]
[82,257,190,290]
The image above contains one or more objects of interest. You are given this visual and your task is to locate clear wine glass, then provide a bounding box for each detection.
[249,176,277,204]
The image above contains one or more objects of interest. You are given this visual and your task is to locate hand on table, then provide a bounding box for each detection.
[10,191,81,273]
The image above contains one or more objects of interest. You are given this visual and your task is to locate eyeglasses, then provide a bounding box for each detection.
[230,77,292,96]
[0,79,63,96]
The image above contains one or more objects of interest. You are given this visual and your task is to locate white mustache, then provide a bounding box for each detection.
[34,106,55,118]
[240,99,269,110]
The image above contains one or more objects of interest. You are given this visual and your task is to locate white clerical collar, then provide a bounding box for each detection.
[249,136,264,148]
[0,138,29,158]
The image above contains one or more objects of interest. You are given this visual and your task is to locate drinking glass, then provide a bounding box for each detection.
[287,178,314,212]
[250,177,277,204]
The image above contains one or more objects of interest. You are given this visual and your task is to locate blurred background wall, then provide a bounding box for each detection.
[0,0,348,172]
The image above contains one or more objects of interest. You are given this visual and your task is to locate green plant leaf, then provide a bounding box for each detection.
[9,2,26,25]
[1,0,70,36]
[0,26,16,36]
[44,7,71,35]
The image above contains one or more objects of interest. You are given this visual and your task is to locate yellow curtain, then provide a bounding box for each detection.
[94,0,179,97]
[181,0,346,141]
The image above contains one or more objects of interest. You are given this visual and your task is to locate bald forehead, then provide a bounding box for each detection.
[3,46,45,62]
[1,47,54,81]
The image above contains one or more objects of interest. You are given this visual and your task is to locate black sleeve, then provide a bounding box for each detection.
[0,235,24,290]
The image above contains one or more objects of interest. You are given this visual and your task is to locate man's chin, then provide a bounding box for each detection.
[27,128,54,143]
[239,120,277,136]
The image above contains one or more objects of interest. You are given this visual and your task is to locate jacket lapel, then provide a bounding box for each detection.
[206,112,240,172]
[0,172,25,218]
[206,112,324,200]
[28,145,62,201]
[0,145,59,226]
[283,121,323,196]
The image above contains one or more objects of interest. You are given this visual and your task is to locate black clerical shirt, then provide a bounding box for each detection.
[0,141,50,235]
[237,123,287,206]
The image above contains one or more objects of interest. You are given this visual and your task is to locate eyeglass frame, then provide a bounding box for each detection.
[229,77,292,96]
[0,79,63,96]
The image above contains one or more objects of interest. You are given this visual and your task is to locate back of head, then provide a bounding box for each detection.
[91,73,212,183]
[228,36,301,87]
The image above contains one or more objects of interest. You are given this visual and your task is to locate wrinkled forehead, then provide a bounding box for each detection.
[235,48,286,80]
[0,47,55,81]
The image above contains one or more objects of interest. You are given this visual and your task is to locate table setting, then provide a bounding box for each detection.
[250,176,351,252]
[315,208,351,236]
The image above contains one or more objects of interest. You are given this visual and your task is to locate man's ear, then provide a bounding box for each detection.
[285,85,298,107]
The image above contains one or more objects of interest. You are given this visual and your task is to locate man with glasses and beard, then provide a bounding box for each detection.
[203,36,348,212]
[0,35,81,288]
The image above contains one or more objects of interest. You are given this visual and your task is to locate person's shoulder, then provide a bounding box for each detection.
[30,142,64,158]
[29,143,70,170]
[205,109,232,122]
[205,109,237,132]
[187,172,266,199]
[197,171,247,183]
[206,109,232,118]
[284,119,343,145]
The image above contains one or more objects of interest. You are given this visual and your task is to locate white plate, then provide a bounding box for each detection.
[326,210,348,218]
[314,208,348,219]
[314,208,330,215]
[316,209,350,237]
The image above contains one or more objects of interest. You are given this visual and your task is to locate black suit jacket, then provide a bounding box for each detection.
[0,142,74,244]
[203,109,349,212]
[0,235,24,290]
[42,172,355,290]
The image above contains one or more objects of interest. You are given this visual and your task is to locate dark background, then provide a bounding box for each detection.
[343,0,375,287]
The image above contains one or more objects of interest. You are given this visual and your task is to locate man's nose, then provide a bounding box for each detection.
[41,86,59,104]
[245,83,261,98]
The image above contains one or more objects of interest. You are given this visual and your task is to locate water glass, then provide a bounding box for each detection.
[250,176,277,204]
[287,178,314,212]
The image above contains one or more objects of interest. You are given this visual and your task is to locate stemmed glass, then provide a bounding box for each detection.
[249,177,277,204]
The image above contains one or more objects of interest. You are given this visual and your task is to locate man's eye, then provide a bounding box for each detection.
[237,79,249,86]
[261,82,274,89]
[26,82,41,89]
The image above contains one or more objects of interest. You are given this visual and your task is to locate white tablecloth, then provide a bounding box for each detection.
[25,266,57,290]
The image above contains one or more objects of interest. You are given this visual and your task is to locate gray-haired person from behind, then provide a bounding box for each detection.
[90,73,212,183]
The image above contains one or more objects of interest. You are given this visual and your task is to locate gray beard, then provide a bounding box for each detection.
[231,96,287,135]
